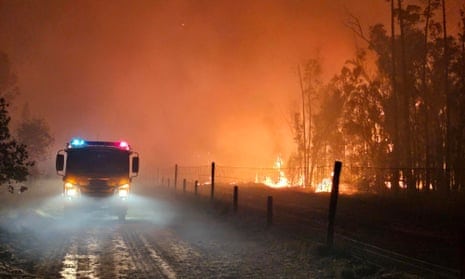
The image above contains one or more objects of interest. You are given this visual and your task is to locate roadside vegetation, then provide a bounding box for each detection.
[0,51,54,193]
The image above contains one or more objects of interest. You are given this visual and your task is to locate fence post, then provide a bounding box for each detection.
[156,168,160,186]
[327,161,342,249]
[211,162,215,200]
[183,178,186,193]
[267,196,273,227]
[195,180,198,196]
[461,226,465,279]
[233,185,238,213]
[174,164,178,190]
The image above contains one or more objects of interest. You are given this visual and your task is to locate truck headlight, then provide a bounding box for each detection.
[64,182,79,198]
[67,188,78,197]
[118,184,130,198]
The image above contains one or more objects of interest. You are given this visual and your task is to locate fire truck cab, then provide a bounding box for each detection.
[55,138,139,221]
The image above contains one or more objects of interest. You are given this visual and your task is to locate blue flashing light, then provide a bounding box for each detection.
[67,139,131,150]
[70,138,85,147]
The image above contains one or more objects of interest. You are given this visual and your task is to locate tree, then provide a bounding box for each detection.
[292,59,323,188]
[0,98,34,186]
[330,50,391,191]
[16,116,54,168]
[291,1,464,193]
[311,82,344,186]
[454,6,465,190]
[0,51,34,188]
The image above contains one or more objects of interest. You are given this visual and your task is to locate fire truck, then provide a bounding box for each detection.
[55,138,139,221]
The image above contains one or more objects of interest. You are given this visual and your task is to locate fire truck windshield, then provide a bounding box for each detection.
[66,148,129,177]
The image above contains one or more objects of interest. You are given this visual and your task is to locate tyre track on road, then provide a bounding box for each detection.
[120,226,175,278]
[59,228,103,279]
[143,229,204,277]
[110,229,135,278]
[35,231,72,278]
[33,221,188,279]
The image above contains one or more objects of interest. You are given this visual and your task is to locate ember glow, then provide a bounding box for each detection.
[259,158,355,194]
[261,156,328,190]
[262,155,290,188]
[315,178,332,193]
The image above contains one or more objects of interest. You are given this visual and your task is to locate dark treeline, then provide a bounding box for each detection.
[291,1,465,193]
[0,51,54,188]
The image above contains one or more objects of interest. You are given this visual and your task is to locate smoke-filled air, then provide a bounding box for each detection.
[1,1,465,278]
[0,0,404,169]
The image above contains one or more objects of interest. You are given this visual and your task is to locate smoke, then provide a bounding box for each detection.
[0,178,176,236]
[0,0,462,172]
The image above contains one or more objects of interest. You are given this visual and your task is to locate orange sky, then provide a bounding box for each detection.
[0,0,463,171]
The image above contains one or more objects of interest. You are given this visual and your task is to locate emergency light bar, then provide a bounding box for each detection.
[68,138,131,150]
[71,138,85,146]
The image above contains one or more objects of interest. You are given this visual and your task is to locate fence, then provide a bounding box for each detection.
[152,161,462,278]
[154,163,465,193]
[155,163,335,190]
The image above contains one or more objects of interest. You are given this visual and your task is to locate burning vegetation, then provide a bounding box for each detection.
[284,1,465,193]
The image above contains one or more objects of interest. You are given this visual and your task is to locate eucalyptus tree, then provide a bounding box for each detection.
[0,51,34,189]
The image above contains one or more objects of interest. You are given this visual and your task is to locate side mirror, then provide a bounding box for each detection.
[132,157,139,173]
[56,154,65,172]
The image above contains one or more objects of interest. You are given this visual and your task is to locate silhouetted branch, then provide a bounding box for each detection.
[344,12,372,47]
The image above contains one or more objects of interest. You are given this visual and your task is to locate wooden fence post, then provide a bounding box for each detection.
[174,164,178,190]
[327,161,342,249]
[233,185,238,213]
[461,226,465,279]
[267,196,273,227]
[211,162,215,200]
[157,168,160,185]
[195,180,198,196]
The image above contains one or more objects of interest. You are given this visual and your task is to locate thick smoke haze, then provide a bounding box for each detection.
[0,0,462,173]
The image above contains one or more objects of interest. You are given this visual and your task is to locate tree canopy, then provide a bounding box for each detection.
[0,51,34,187]
[0,98,34,185]
[291,1,465,193]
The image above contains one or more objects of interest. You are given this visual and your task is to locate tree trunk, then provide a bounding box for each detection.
[442,0,452,192]
[423,0,432,191]
[391,0,400,192]
[298,65,308,187]
[397,0,413,191]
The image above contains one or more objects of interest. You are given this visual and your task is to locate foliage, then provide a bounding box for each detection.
[291,1,465,192]
[0,98,34,185]
[0,51,35,187]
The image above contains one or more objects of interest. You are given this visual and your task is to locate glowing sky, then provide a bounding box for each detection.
[0,0,462,171]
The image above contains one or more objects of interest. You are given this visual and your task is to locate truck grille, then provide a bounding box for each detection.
[80,179,114,197]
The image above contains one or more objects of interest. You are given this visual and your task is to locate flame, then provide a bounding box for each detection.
[263,155,290,188]
[315,178,332,192]
[261,156,349,193]
[263,173,289,188]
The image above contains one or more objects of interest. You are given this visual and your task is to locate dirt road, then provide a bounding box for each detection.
[0,185,326,279]
[34,221,188,278]
[0,180,427,278]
